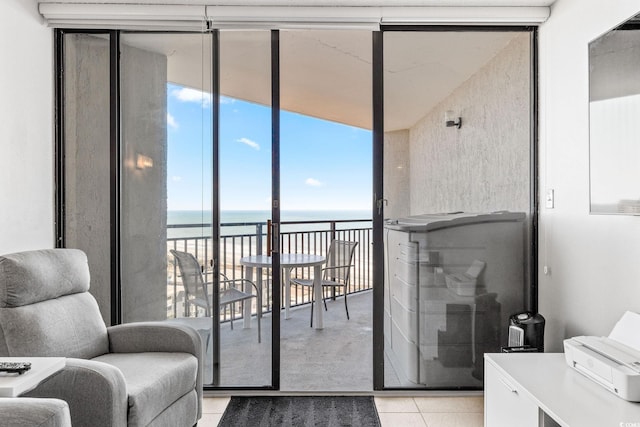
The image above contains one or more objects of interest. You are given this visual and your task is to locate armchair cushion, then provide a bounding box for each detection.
[0,249,109,359]
[0,293,109,358]
[0,249,89,307]
[107,322,204,419]
[92,352,198,426]
[0,397,71,427]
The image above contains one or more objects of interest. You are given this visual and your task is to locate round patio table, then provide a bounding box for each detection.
[240,254,326,329]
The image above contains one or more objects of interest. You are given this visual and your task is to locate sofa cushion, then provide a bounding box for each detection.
[0,292,109,358]
[0,249,90,307]
[92,352,198,427]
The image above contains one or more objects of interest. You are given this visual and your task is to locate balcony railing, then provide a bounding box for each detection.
[167,218,372,321]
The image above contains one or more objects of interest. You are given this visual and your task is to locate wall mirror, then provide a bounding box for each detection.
[590,12,640,215]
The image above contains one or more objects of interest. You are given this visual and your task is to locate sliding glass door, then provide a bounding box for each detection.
[59,30,277,389]
[380,29,535,389]
[217,30,274,387]
[118,32,219,383]
[118,31,275,388]
[279,30,373,392]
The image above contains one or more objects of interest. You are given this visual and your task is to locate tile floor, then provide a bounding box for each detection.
[200,395,484,427]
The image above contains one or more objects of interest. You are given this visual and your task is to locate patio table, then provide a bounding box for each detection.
[240,254,326,329]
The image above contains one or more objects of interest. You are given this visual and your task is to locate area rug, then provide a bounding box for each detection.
[218,396,381,427]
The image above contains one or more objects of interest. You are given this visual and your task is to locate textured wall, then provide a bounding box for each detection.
[120,43,168,323]
[408,33,531,216]
[383,130,410,219]
[63,36,169,325]
[590,30,640,101]
[64,34,112,324]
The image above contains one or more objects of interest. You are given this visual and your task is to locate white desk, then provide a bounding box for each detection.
[0,357,65,397]
[484,353,640,427]
[240,254,326,329]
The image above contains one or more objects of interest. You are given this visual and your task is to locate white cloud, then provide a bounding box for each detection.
[237,137,260,150]
[220,96,236,104]
[167,113,178,129]
[172,176,182,182]
[171,87,212,106]
[305,178,323,187]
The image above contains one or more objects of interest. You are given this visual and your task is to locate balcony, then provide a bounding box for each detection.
[167,217,372,321]
[165,217,376,389]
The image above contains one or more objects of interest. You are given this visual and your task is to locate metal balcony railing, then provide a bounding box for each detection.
[167,219,372,321]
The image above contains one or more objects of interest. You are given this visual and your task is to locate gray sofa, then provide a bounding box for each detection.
[0,398,71,427]
[0,249,203,427]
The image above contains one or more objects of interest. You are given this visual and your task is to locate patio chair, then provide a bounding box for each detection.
[290,240,359,327]
[170,249,261,343]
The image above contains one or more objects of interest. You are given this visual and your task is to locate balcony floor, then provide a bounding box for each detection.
[212,290,401,390]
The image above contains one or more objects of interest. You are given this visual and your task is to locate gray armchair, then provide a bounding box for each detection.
[0,249,203,427]
[0,398,71,427]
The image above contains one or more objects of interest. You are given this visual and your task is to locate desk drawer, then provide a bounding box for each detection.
[484,360,538,427]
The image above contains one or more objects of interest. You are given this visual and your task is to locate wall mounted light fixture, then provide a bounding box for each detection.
[445,110,462,129]
[136,153,154,170]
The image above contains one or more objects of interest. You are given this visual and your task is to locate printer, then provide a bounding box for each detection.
[564,311,640,402]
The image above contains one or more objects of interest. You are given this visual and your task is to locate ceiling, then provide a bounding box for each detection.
[53,1,545,130]
[39,0,556,5]
[123,29,524,131]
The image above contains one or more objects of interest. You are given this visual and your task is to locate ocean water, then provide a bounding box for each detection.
[167,210,372,239]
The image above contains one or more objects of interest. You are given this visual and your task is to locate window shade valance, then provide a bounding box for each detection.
[39,3,550,30]
[38,4,208,31]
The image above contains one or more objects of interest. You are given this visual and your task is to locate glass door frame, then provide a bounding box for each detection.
[54,28,122,325]
[211,29,282,390]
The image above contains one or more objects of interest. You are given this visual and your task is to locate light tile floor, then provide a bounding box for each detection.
[200,396,484,427]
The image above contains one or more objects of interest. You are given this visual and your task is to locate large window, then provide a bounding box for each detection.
[57,26,536,392]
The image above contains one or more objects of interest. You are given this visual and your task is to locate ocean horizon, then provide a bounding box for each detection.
[167,209,372,239]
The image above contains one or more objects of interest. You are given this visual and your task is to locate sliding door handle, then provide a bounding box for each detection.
[271,223,280,254]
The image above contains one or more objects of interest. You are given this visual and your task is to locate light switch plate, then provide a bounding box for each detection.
[545,189,554,209]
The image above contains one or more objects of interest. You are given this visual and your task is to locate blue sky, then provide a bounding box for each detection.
[167,83,372,212]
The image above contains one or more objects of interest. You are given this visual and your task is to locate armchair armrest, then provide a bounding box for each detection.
[107,321,202,355]
[23,358,127,427]
[106,322,203,419]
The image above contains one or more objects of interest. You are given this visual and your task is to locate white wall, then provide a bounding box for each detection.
[0,0,53,255]
[539,0,640,351]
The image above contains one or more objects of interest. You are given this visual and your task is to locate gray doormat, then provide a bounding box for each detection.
[218,396,381,427]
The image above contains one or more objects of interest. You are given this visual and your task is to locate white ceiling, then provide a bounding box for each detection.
[39,0,556,5]
[122,30,524,131]
[53,1,544,130]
